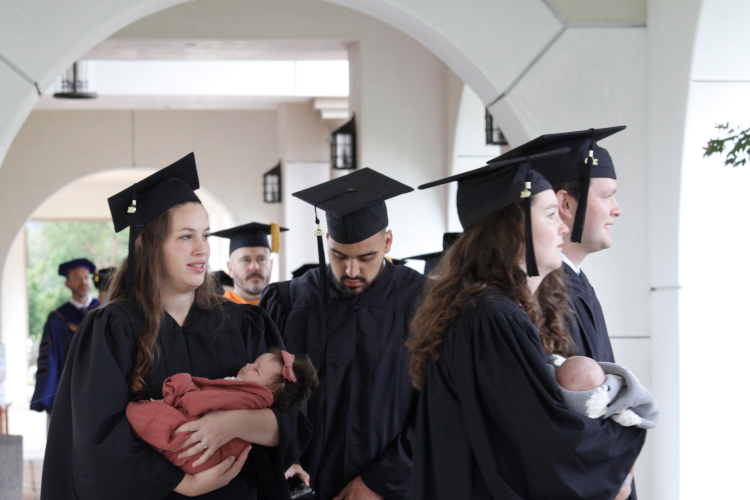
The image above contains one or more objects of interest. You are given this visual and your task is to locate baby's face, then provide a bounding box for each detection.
[236,353,283,386]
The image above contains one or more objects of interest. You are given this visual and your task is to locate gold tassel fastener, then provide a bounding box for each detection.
[520,181,532,199]
[127,199,137,214]
[584,150,598,165]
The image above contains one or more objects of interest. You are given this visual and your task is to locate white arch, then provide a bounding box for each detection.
[1,167,235,457]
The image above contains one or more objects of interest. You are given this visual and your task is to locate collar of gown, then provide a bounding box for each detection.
[560,253,581,275]
[69,295,93,309]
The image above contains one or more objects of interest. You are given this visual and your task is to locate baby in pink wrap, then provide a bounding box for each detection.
[126,348,318,474]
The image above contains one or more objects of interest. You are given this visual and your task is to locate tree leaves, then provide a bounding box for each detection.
[26,221,129,344]
[704,123,750,167]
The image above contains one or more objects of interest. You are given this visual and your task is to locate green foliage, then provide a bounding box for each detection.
[26,221,129,344]
[704,123,750,167]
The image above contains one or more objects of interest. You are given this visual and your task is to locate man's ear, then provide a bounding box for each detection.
[556,190,577,223]
[64,278,73,291]
[383,230,393,254]
[226,260,233,273]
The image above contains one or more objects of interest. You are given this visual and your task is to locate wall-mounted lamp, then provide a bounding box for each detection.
[54,61,97,99]
[263,162,282,203]
[331,115,356,170]
[485,108,508,146]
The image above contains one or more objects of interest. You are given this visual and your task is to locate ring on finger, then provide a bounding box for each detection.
[200,441,207,450]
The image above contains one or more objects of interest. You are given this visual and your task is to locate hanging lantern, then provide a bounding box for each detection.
[54,61,97,99]
[485,108,508,146]
[263,162,282,203]
[331,115,356,170]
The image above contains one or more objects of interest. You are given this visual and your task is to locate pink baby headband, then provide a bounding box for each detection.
[281,350,297,383]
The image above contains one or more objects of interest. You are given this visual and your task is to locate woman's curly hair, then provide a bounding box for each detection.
[407,201,575,389]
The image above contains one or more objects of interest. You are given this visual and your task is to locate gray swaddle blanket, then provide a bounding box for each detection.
[548,355,660,429]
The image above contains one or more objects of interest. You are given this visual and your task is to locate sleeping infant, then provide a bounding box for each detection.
[549,355,659,429]
[126,348,318,475]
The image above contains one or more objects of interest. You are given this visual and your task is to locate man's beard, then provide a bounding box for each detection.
[331,266,382,296]
[237,272,269,296]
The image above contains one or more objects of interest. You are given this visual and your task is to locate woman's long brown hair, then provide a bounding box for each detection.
[408,201,574,389]
[107,201,223,398]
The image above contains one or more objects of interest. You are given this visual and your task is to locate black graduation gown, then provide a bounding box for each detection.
[260,262,427,500]
[563,263,616,363]
[411,293,645,500]
[31,299,100,412]
[41,299,312,500]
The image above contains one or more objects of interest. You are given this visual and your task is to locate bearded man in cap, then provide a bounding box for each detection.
[260,168,426,500]
[31,258,99,415]
[212,222,287,305]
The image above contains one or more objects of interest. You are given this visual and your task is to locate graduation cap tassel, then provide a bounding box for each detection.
[521,168,540,277]
[270,222,281,253]
[314,208,329,302]
[126,185,138,292]
[570,131,596,244]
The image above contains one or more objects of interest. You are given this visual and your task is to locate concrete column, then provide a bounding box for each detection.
[0,434,22,500]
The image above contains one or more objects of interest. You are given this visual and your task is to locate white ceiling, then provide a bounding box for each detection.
[82,39,350,61]
[40,38,351,111]
[35,94,313,110]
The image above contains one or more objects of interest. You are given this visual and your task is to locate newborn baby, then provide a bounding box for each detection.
[127,348,318,475]
[550,355,659,429]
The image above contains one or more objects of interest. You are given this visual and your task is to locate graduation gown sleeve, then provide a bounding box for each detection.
[412,296,645,500]
[359,292,420,500]
[359,389,418,499]
[258,283,289,334]
[238,305,313,499]
[30,312,68,412]
[41,305,185,500]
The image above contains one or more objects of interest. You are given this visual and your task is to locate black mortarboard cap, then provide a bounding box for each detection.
[108,153,201,290]
[59,258,96,277]
[292,168,414,299]
[293,168,413,244]
[212,222,289,255]
[291,263,318,279]
[93,267,116,291]
[419,149,569,277]
[488,126,625,243]
[404,232,463,276]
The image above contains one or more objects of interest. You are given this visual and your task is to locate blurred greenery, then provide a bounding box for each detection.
[26,220,129,345]
[704,123,750,167]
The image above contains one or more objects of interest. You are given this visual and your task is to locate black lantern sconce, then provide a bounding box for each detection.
[54,61,97,99]
[331,115,357,170]
[485,108,508,146]
[263,162,282,203]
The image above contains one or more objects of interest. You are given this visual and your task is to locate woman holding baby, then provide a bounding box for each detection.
[408,154,646,500]
[41,153,311,499]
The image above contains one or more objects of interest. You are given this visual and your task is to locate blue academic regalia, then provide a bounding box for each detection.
[31,299,99,412]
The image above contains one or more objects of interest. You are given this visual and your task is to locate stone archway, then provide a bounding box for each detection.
[1,167,234,458]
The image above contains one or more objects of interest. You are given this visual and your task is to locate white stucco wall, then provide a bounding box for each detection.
[679,0,750,497]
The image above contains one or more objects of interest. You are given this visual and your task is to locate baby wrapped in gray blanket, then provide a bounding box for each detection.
[548,355,659,429]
